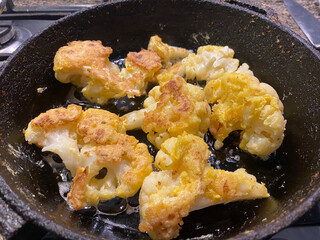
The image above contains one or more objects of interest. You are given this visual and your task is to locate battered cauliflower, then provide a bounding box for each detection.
[204,72,286,158]
[54,40,161,104]
[156,44,253,85]
[147,35,190,68]
[191,167,270,211]
[139,134,209,240]
[181,45,240,81]
[24,104,153,210]
[122,77,211,149]
[139,133,269,240]
[24,104,83,176]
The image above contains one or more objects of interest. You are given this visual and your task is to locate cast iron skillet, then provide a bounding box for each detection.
[1,0,320,239]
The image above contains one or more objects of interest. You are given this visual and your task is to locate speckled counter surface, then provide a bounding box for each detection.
[12,0,320,43]
[250,0,320,43]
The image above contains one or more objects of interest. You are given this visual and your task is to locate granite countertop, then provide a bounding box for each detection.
[11,0,320,44]
[250,0,320,43]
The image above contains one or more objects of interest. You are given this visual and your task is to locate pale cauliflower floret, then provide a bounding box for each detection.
[204,72,286,158]
[182,45,240,81]
[24,104,83,176]
[147,35,190,68]
[236,62,254,76]
[24,105,153,210]
[122,77,211,149]
[139,133,269,240]
[54,41,161,104]
[156,45,243,85]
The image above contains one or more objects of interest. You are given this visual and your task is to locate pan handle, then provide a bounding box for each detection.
[0,0,6,14]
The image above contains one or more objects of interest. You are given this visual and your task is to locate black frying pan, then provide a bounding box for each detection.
[1,0,320,239]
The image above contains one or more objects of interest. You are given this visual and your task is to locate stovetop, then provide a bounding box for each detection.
[0,0,95,63]
[1,1,320,240]
[0,20,53,59]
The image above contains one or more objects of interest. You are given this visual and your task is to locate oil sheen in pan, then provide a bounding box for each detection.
[41,56,288,236]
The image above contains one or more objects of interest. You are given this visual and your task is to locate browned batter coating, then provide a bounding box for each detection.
[54,41,162,104]
[67,166,88,210]
[139,202,188,240]
[126,49,162,73]
[141,76,211,148]
[144,78,193,131]
[24,104,153,210]
[30,104,82,133]
[53,40,113,71]
[77,108,126,144]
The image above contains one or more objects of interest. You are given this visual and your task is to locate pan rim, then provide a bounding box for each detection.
[0,0,320,239]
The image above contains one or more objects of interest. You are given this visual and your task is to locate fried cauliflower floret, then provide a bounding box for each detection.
[156,44,250,85]
[182,45,239,81]
[147,35,190,68]
[139,133,269,240]
[119,49,162,87]
[24,105,153,210]
[76,107,126,145]
[139,134,209,240]
[54,40,161,104]
[191,168,269,211]
[204,72,286,158]
[122,77,211,148]
[67,134,153,210]
[155,61,184,86]
[24,104,83,176]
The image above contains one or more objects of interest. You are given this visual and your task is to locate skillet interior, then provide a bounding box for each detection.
[1,0,320,239]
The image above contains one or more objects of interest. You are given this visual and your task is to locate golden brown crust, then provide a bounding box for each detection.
[86,67,128,89]
[54,41,162,104]
[142,77,211,148]
[54,40,112,71]
[77,108,126,144]
[30,104,82,131]
[67,166,88,210]
[139,203,184,240]
[116,142,153,197]
[94,137,136,165]
[144,77,193,132]
[71,108,152,208]
[205,168,250,201]
[156,62,182,85]
[126,49,162,73]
